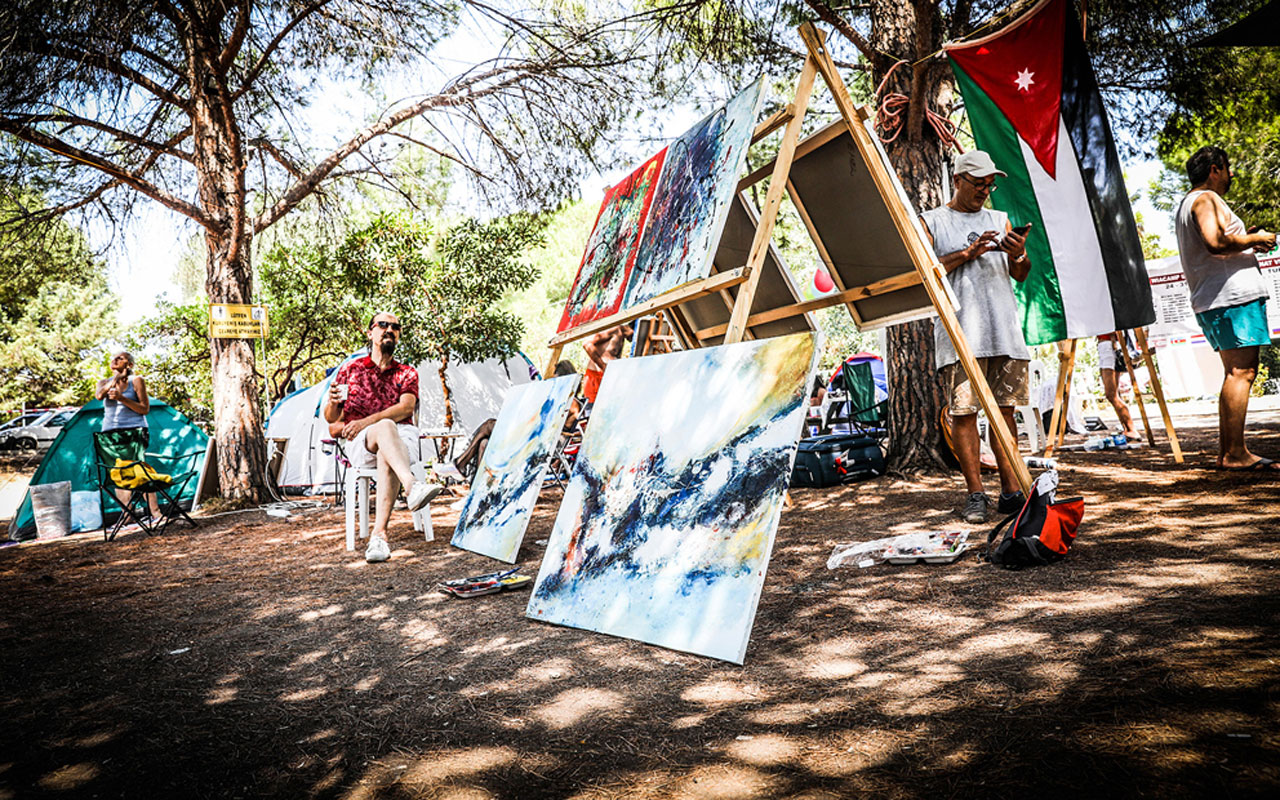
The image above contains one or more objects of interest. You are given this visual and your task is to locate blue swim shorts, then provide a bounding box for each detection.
[1195,298,1273,351]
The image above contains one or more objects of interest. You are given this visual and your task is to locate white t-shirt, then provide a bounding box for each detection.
[922,206,1031,369]
[1175,190,1268,314]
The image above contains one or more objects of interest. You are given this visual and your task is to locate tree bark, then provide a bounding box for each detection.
[870,0,953,473]
[439,348,454,430]
[189,6,265,504]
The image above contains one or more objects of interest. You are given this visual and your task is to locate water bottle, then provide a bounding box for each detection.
[1024,457,1058,469]
[1110,433,1128,447]
[1083,435,1109,451]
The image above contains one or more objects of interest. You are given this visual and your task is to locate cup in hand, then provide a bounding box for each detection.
[334,383,349,403]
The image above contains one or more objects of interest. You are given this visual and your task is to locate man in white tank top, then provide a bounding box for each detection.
[1174,146,1277,472]
[919,150,1033,523]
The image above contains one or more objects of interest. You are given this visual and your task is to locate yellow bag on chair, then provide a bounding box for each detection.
[110,458,172,489]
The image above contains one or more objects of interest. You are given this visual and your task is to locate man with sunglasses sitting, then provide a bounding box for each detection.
[324,312,442,562]
[919,150,1033,524]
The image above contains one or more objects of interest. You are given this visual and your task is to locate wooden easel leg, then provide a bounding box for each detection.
[799,21,1033,494]
[724,49,818,344]
[1134,328,1184,464]
[1056,340,1078,450]
[1117,330,1155,446]
[1044,340,1075,457]
[544,345,564,380]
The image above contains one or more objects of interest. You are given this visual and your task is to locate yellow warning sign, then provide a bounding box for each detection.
[209,303,268,339]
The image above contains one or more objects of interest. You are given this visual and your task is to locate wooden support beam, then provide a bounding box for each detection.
[738,121,844,192]
[695,271,922,340]
[751,103,795,145]
[547,268,748,349]
[543,344,564,380]
[724,50,819,344]
[665,305,699,350]
[786,179,866,327]
[800,21,1031,494]
[1117,331,1156,446]
[1134,328,1184,463]
[1044,340,1075,458]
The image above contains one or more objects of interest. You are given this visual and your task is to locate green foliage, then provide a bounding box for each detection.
[0,281,117,408]
[257,235,377,395]
[499,199,597,370]
[130,210,547,422]
[1155,48,1280,233]
[1134,210,1175,260]
[0,189,116,407]
[0,190,104,325]
[338,212,545,367]
[124,302,214,426]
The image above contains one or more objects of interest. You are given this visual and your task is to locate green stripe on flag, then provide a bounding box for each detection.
[952,64,1067,345]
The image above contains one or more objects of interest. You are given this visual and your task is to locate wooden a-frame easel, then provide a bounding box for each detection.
[1042,329,1184,463]
[542,22,1033,496]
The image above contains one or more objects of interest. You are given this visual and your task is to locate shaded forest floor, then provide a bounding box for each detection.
[2,407,1279,799]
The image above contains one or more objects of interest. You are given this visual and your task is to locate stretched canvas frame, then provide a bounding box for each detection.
[526,333,819,663]
[450,374,581,563]
[557,151,666,333]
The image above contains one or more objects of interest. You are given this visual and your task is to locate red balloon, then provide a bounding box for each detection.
[814,268,835,293]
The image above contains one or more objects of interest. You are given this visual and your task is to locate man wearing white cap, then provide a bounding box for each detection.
[919,150,1033,524]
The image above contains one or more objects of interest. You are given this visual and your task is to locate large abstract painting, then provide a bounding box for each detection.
[623,76,766,309]
[450,374,580,563]
[526,332,817,663]
[557,150,667,333]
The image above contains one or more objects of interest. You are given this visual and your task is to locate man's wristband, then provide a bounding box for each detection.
[1012,253,1028,264]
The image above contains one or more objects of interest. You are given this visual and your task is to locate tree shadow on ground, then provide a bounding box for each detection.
[0,421,1277,799]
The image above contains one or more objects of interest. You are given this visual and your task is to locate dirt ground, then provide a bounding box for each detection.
[2,406,1279,800]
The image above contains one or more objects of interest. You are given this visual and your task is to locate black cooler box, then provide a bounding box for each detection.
[791,433,885,488]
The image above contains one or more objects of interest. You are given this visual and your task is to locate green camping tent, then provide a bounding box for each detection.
[8,399,209,540]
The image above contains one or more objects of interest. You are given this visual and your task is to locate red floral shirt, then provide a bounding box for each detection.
[333,356,419,423]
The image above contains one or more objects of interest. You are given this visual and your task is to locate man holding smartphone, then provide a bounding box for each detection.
[919,150,1033,523]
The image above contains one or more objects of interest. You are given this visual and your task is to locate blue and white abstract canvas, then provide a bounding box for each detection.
[623,76,766,309]
[450,374,580,563]
[526,333,817,663]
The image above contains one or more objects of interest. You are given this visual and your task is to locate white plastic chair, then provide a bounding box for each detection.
[342,439,435,551]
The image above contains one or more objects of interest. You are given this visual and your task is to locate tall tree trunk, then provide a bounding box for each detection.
[189,11,265,504]
[205,230,267,503]
[871,0,954,472]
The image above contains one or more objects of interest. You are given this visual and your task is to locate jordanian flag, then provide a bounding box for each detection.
[946,0,1154,345]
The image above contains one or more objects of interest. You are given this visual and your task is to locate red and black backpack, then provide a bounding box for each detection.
[986,477,1084,569]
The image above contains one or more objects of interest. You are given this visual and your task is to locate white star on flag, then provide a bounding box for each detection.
[1015,69,1035,92]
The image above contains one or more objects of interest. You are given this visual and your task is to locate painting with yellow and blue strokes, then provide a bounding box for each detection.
[526,333,817,663]
[451,374,580,563]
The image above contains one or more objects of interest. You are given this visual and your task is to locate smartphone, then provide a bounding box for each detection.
[1011,223,1032,236]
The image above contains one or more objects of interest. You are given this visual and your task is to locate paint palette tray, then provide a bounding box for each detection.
[828,531,970,569]
[438,570,532,599]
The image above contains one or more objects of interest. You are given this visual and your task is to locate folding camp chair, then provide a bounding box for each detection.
[93,432,201,541]
[828,360,889,442]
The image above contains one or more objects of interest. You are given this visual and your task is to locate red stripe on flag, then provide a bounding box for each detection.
[948,0,1067,178]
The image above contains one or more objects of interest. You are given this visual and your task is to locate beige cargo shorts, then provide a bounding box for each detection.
[939,356,1030,416]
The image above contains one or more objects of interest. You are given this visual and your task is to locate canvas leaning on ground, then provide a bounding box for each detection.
[526,332,818,664]
[450,374,581,563]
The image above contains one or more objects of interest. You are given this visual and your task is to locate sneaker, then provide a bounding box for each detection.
[960,492,991,524]
[365,537,391,563]
[997,491,1026,515]
[407,481,443,512]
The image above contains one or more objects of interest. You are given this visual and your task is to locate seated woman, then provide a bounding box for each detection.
[450,360,585,482]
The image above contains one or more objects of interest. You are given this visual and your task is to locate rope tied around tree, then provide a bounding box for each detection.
[871,59,963,153]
